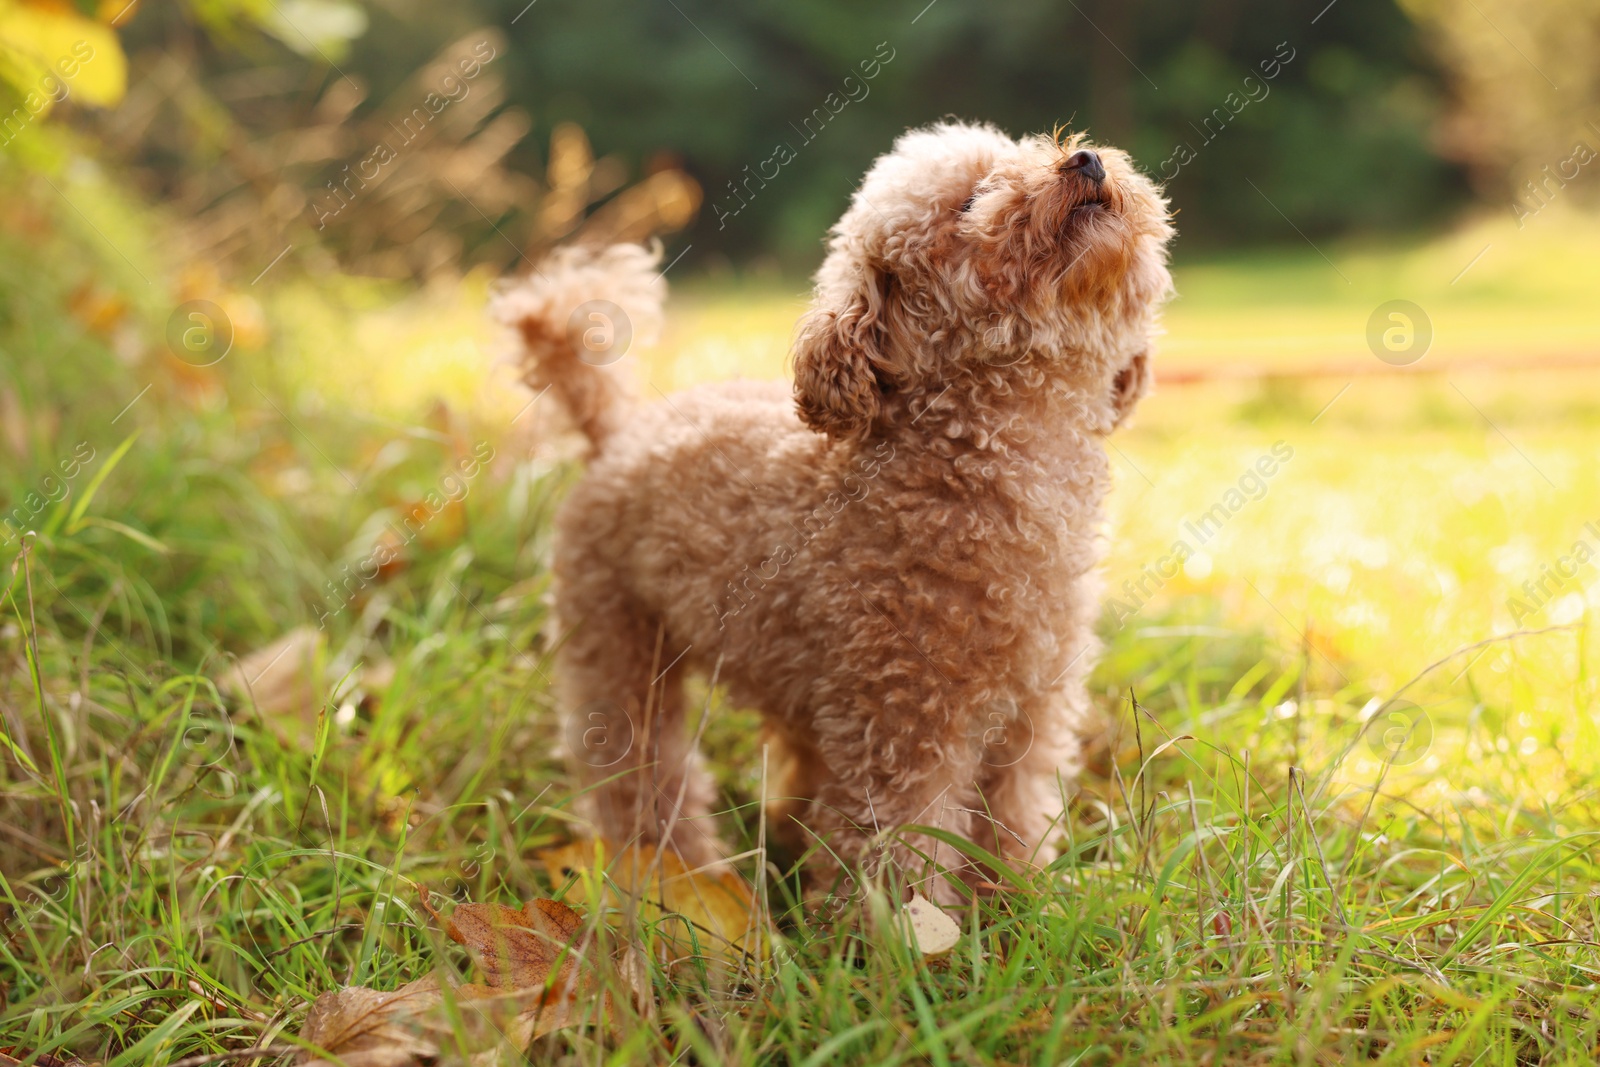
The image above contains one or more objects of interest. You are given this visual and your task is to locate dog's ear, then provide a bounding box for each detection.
[793,262,896,438]
[1110,349,1150,428]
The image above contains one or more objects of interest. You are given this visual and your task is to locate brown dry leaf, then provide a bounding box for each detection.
[296,974,444,1066]
[219,626,323,720]
[455,983,596,1046]
[902,892,962,957]
[421,888,609,1041]
[616,943,656,1020]
[294,895,604,1065]
[538,838,764,965]
[218,629,398,735]
[0,1050,96,1067]
[296,976,565,1066]
[438,896,586,992]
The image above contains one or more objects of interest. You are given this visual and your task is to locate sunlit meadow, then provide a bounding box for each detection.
[7,176,1600,1063]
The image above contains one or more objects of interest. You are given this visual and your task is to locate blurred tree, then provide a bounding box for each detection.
[458,0,1463,265]
[5,0,1481,275]
[1399,0,1600,204]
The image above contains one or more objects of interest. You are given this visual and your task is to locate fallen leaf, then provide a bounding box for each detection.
[0,1050,95,1067]
[297,978,567,1066]
[294,894,606,1065]
[438,895,586,993]
[902,892,961,957]
[616,943,655,1021]
[219,626,323,720]
[423,888,610,1041]
[296,975,444,1066]
[538,838,765,966]
[455,983,594,1046]
[66,283,129,337]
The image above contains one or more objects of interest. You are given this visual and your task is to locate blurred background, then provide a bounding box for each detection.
[4,0,1600,802]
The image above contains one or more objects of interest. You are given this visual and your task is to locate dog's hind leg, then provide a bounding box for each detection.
[554,597,723,866]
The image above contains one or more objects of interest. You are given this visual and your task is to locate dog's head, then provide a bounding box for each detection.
[793,121,1174,439]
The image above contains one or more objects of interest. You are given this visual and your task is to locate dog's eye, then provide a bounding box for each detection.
[958,195,976,214]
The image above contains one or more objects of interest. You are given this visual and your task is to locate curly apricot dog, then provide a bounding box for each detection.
[493,121,1174,902]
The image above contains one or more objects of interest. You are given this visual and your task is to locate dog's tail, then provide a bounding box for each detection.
[491,243,664,453]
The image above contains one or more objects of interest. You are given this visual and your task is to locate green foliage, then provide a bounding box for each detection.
[464,0,1462,263]
[13,0,1470,275]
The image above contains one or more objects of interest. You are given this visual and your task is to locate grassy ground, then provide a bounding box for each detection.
[4,187,1600,1063]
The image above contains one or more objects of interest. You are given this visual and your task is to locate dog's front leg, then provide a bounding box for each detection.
[793,709,987,912]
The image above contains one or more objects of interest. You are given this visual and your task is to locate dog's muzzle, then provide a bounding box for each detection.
[1059,149,1106,184]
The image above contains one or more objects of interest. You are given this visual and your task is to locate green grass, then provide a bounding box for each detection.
[6,546,1600,1064]
[5,178,1600,1064]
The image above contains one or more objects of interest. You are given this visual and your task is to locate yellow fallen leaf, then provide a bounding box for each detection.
[902,892,961,957]
[538,838,766,966]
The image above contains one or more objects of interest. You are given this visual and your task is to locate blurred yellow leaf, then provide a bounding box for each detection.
[0,0,127,111]
[65,282,128,336]
[539,838,766,966]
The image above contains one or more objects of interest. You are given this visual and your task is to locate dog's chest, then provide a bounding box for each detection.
[849,460,1097,609]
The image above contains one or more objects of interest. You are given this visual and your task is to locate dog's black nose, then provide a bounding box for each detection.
[1060,149,1105,183]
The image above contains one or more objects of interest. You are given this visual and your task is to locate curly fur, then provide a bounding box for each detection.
[492,121,1174,902]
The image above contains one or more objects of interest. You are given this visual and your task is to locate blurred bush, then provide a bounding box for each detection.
[87,10,697,279]
[13,0,1587,274]
[472,0,1465,262]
